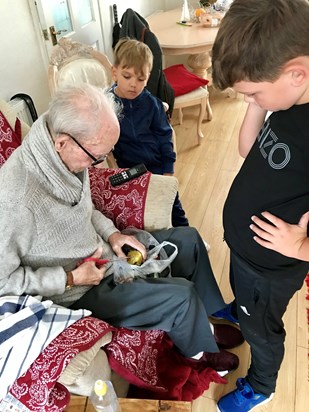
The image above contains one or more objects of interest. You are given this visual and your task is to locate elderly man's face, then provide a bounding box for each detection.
[57,112,120,173]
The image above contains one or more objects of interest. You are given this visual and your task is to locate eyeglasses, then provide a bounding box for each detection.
[63,132,112,167]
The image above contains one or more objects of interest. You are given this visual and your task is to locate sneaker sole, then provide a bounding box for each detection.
[217,370,228,377]
[216,393,274,412]
[217,367,237,377]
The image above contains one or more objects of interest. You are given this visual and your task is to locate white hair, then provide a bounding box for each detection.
[47,83,121,142]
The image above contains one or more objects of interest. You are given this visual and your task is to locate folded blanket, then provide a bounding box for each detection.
[0,295,90,400]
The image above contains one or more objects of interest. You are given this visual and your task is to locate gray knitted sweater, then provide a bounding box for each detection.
[0,114,119,306]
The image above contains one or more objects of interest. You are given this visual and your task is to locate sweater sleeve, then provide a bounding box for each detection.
[91,208,120,242]
[0,204,66,297]
[151,99,176,174]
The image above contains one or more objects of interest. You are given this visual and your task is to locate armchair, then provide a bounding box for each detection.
[48,38,117,168]
[48,38,112,97]
[0,98,179,400]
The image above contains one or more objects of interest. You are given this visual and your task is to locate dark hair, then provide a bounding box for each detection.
[212,0,309,90]
[114,37,153,76]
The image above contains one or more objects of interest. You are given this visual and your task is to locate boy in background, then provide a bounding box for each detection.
[211,0,309,411]
[110,38,189,228]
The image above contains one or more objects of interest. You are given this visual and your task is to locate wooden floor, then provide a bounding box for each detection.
[172,89,309,412]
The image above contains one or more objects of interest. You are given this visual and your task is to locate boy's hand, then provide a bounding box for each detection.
[250,211,309,260]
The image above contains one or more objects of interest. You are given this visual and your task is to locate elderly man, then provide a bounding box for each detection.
[0,84,243,374]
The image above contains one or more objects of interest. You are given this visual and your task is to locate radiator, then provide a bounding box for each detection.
[8,98,34,126]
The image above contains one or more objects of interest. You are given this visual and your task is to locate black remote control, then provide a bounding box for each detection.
[109,164,148,187]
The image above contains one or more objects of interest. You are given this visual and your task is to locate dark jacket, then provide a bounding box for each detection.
[110,85,176,174]
[118,8,175,117]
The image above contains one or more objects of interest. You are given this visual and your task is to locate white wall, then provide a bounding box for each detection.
[100,0,184,66]
[99,0,165,64]
[164,0,183,10]
[0,0,178,115]
[0,0,51,115]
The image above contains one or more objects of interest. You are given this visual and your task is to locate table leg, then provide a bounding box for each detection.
[187,52,211,80]
[187,52,213,121]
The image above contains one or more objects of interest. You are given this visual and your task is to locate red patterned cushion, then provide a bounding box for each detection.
[163,64,209,97]
[89,167,151,230]
[0,111,22,167]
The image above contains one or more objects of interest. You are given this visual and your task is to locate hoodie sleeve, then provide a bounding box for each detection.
[151,97,176,174]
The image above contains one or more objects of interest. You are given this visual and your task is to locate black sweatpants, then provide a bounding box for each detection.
[172,192,189,227]
[70,227,225,357]
[230,251,308,396]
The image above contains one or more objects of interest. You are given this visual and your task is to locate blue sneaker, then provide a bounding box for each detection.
[217,378,273,412]
[211,302,239,326]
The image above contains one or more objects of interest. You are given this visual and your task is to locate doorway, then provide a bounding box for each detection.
[29,0,105,67]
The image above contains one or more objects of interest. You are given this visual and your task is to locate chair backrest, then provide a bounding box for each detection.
[48,38,113,96]
[48,38,118,168]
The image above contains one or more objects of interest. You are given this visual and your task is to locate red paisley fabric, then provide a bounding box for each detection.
[89,167,151,230]
[0,111,22,167]
[7,318,224,409]
[106,328,167,391]
[9,317,114,412]
[106,329,226,402]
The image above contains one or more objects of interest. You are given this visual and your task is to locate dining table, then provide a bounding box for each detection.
[146,8,222,81]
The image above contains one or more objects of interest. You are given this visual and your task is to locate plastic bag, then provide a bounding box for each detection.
[111,228,178,284]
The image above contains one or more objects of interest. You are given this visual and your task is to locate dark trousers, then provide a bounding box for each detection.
[70,227,225,357]
[172,192,189,227]
[230,251,308,396]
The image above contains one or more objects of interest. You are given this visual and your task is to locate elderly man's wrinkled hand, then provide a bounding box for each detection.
[71,247,107,286]
[108,232,147,261]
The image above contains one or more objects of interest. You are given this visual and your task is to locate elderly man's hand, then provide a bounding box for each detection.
[71,247,107,286]
[108,232,147,261]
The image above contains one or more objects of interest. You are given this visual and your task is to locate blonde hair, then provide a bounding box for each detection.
[114,38,153,76]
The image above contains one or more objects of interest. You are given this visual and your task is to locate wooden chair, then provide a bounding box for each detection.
[48,38,112,96]
[173,86,212,145]
[48,37,117,167]
[163,64,213,146]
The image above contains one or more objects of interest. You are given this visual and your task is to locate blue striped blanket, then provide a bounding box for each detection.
[0,295,90,400]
